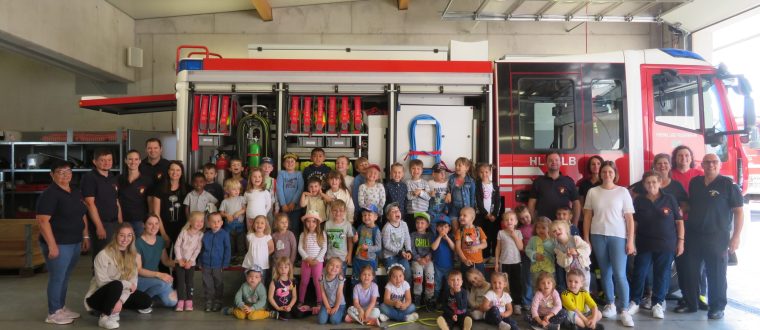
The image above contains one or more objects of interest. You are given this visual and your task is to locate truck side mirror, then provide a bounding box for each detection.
[705,128,727,147]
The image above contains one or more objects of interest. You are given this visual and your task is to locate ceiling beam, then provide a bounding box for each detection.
[251,0,272,21]
[398,0,409,10]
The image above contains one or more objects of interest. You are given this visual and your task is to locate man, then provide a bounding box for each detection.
[139,138,170,186]
[676,153,743,319]
[81,148,122,259]
[527,151,581,226]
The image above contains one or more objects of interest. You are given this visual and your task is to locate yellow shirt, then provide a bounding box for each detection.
[561,289,597,312]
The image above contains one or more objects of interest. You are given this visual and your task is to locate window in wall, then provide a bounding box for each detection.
[653,73,700,131]
[591,79,624,150]
[517,78,576,150]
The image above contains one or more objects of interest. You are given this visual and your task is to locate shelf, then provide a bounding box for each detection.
[0,141,120,146]
[284,133,367,137]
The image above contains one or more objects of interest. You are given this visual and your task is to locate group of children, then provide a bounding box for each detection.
[167,147,604,329]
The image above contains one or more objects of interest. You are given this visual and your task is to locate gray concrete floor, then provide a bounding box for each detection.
[1,206,758,330]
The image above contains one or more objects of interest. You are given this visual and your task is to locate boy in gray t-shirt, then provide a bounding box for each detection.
[324,200,355,273]
[409,212,435,305]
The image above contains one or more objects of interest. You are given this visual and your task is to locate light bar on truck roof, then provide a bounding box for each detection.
[659,48,705,61]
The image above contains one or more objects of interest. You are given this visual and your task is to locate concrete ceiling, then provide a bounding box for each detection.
[105,0,366,19]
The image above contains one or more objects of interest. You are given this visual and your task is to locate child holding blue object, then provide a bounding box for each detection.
[276,153,304,238]
[199,212,230,312]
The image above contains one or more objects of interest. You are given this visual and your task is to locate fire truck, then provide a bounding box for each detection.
[80,46,755,207]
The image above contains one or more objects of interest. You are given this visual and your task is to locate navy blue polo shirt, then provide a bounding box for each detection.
[530,173,579,218]
[631,179,688,203]
[633,192,682,253]
[36,184,87,244]
[204,182,224,203]
[687,175,743,248]
[139,157,170,187]
[80,170,119,223]
[118,174,151,223]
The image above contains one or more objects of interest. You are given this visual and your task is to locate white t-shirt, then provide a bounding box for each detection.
[497,229,523,265]
[482,182,494,214]
[484,290,513,313]
[219,196,246,223]
[385,281,410,303]
[583,185,634,239]
[245,189,272,219]
[183,190,218,213]
[243,233,272,270]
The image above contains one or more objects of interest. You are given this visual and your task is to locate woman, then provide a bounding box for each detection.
[149,160,189,244]
[629,171,684,319]
[85,223,152,329]
[670,145,703,191]
[577,155,604,208]
[582,160,636,327]
[136,214,177,307]
[118,150,151,237]
[630,153,688,210]
[37,160,89,325]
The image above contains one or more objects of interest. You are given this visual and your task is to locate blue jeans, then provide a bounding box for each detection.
[317,304,346,324]
[137,276,177,307]
[631,251,673,306]
[352,258,377,284]
[383,256,411,283]
[521,255,533,306]
[41,242,81,314]
[434,264,452,298]
[130,221,144,237]
[379,303,416,321]
[590,234,630,309]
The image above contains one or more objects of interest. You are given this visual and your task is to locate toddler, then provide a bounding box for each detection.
[552,220,591,291]
[428,163,449,220]
[324,200,355,273]
[301,176,327,221]
[242,215,274,285]
[346,265,381,325]
[174,212,205,311]
[526,217,555,288]
[271,213,297,265]
[202,163,224,202]
[385,162,408,223]
[410,212,435,305]
[483,272,520,330]
[561,269,603,330]
[318,257,347,324]
[199,212,230,312]
[219,179,246,261]
[358,164,386,219]
[431,214,455,298]
[245,168,272,221]
[325,170,354,222]
[268,257,307,320]
[475,163,501,259]
[298,210,327,313]
[184,172,218,215]
[495,211,524,313]
[382,203,412,283]
[230,266,276,320]
[529,272,567,330]
[446,157,476,230]
[405,159,431,223]
[379,264,419,322]
[353,205,382,284]
[466,268,491,320]
[455,207,487,274]
[436,270,473,330]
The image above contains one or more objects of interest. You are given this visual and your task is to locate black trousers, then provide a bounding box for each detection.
[500,263,523,306]
[202,268,223,304]
[485,306,520,329]
[175,267,195,300]
[86,281,152,315]
[477,215,499,259]
[682,233,728,311]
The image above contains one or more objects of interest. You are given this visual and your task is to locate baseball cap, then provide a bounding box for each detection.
[433,214,451,226]
[432,163,446,173]
[414,212,431,223]
[260,157,273,164]
[362,204,380,215]
[244,265,263,275]
[366,163,382,172]
[283,153,298,161]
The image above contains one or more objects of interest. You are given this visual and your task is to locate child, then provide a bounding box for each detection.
[301,176,327,222]
[202,163,224,202]
[351,157,370,223]
[406,159,431,222]
[325,170,354,222]
[495,211,524,314]
[431,214,455,299]
[382,203,412,283]
[271,213,297,264]
[466,268,491,320]
[335,155,354,192]
[475,163,502,259]
[243,215,275,285]
[219,179,247,262]
[298,210,327,313]
[245,168,272,221]
[455,207,487,274]
[552,220,591,291]
[526,217,556,289]
[483,272,520,330]
[561,269,603,330]
[229,157,247,191]
[276,153,304,238]
[199,212,231,312]
[529,272,567,330]
[347,265,381,325]
[353,205,382,284]
[268,257,307,320]
[303,147,331,187]
[428,163,449,220]
[446,157,476,230]
[324,200,355,273]
[358,164,386,219]
[231,266,277,320]
[174,211,205,311]
[260,157,277,222]
[555,206,580,235]
[184,172,219,216]
[385,162,408,224]
[318,257,347,325]
[436,270,473,330]
[379,264,419,322]
[410,212,435,306]
[516,205,534,310]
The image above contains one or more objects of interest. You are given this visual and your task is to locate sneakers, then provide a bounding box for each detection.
[405,312,419,322]
[344,314,354,323]
[98,314,119,329]
[512,305,522,316]
[436,316,450,330]
[175,300,185,312]
[378,314,389,322]
[498,321,512,330]
[601,304,617,319]
[463,316,473,330]
[221,307,234,315]
[620,310,634,327]
[137,307,152,314]
[628,301,640,315]
[61,306,81,319]
[641,295,652,310]
[205,303,213,312]
[652,303,665,319]
[699,295,709,310]
[268,311,279,319]
[45,309,74,325]
[311,306,320,315]
[212,303,222,312]
[185,300,193,311]
[297,304,311,312]
[547,324,560,330]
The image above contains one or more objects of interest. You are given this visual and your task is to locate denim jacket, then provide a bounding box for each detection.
[447,175,476,209]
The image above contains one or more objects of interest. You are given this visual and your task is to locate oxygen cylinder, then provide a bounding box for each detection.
[248,139,261,168]
[303,97,312,133]
[289,96,300,133]
[215,153,228,185]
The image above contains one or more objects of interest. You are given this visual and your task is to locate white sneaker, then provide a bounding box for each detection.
[98,314,119,329]
[499,321,512,330]
[641,295,652,309]
[111,313,120,322]
[378,314,389,322]
[45,309,74,325]
[620,310,635,327]
[138,307,152,314]
[405,312,419,322]
[601,304,617,319]
[628,301,640,315]
[513,305,522,315]
[61,306,81,319]
[652,303,665,319]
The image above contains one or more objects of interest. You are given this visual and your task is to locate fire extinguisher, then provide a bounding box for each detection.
[315,96,325,134]
[289,96,300,133]
[339,96,349,134]
[353,96,363,133]
[327,96,337,134]
[303,97,312,134]
[215,153,228,185]
[248,138,261,168]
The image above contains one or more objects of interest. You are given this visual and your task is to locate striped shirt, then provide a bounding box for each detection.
[298,232,327,262]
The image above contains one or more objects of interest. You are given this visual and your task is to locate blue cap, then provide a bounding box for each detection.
[260,157,273,164]
[433,214,451,226]
[244,265,263,275]
[362,204,380,215]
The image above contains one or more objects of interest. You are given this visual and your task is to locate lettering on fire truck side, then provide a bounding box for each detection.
[529,156,577,166]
